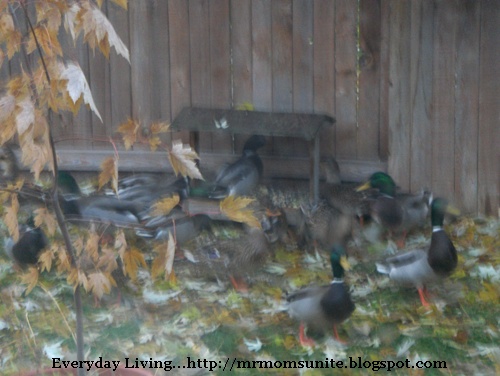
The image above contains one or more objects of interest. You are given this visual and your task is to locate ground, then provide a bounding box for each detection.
[0,179,499,375]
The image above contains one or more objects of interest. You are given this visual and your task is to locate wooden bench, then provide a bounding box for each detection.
[170,107,335,204]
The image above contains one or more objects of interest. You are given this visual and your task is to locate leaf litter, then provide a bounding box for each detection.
[0,179,499,375]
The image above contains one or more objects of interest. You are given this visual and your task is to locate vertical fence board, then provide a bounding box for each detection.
[478,0,500,216]
[378,0,390,161]
[291,0,313,157]
[189,0,211,151]
[334,0,358,159]
[431,0,459,200]
[313,0,336,156]
[454,0,480,214]
[231,0,253,153]
[388,0,411,190]
[168,0,191,143]
[358,0,381,160]
[209,0,232,152]
[271,0,293,156]
[408,0,434,193]
[108,2,132,135]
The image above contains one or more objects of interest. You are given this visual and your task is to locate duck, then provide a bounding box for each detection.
[287,244,355,346]
[57,171,144,227]
[186,214,283,291]
[136,207,211,246]
[356,172,431,247]
[4,217,48,266]
[321,157,371,225]
[299,200,352,252]
[375,197,459,306]
[209,135,266,198]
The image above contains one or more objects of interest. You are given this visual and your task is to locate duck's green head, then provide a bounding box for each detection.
[431,198,460,227]
[357,172,396,197]
[330,244,350,279]
[57,171,81,195]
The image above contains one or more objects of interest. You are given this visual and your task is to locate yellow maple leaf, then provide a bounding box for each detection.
[85,230,100,263]
[96,247,118,274]
[168,140,203,180]
[38,249,54,273]
[235,102,255,111]
[4,200,19,241]
[114,229,127,257]
[55,244,72,274]
[148,136,162,151]
[121,247,146,281]
[150,194,180,217]
[220,196,261,228]
[151,234,176,280]
[98,156,118,193]
[88,272,113,299]
[34,207,58,236]
[117,118,139,150]
[20,267,39,294]
[150,121,170,134]
[111,0,128,10]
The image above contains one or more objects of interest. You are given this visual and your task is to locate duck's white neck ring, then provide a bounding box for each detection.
[432,226,443,233]
[331,278,344,284]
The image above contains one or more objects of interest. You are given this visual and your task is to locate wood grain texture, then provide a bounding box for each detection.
[478,0,500,216]
[408,0,434,193]
[378,0,390,160]
[334,0,358,159]
[454,0,480,214]
[313,0,336,155]
[388,0,411,190]
[431,0,459,200]
[358,0,381,160]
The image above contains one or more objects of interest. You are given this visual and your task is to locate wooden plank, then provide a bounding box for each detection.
[478,0,500,216]
[189,0,211,152]
[209,0,232,153]
[378,0,390,160]
[291,0,313,158]
[230,0,253,154]
[358,0,381,160]
[408,0,434,193]
[34,149,386,181]
[107,1,132,136]
[313,0,336,155]
[454,0,480,215]
[168,0,191,144]
[251,0,273,156]
[431,0,459,201]
[73,44,92,149]
[334,0,358,159]
[251,0,273,111]
[271,0,293,156]
[387,0,411,190]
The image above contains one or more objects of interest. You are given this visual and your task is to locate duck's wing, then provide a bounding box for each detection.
[376,249,436,286]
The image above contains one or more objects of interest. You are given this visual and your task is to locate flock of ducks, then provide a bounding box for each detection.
[0,136,459,347]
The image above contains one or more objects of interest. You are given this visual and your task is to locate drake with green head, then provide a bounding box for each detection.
[287,244,355,346]
[357,172,431,247]
[376,197,459,306]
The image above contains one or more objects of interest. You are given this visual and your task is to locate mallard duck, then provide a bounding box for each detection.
[357,172,431,247]
[299,200,352,252]
[57,171,144,227]
[376,197,459,306]
[186,214,282,291]
[4,217,48,266]
[0,145,19,184]
[209,135,266,198]
[321,157,370,224]
[287,244,355,346]
[136,207,211,246]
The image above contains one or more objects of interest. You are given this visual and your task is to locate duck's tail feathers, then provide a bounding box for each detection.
[375,262,391,275]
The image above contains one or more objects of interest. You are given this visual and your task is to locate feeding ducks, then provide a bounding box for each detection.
[209,135,266,198]
[4,217,48,266]
[57,171,144,227]
[376,197,459,306]
[356,172,431,247]
[287,244,355,346]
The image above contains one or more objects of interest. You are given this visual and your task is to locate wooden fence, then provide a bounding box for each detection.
[2,0,498,216]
